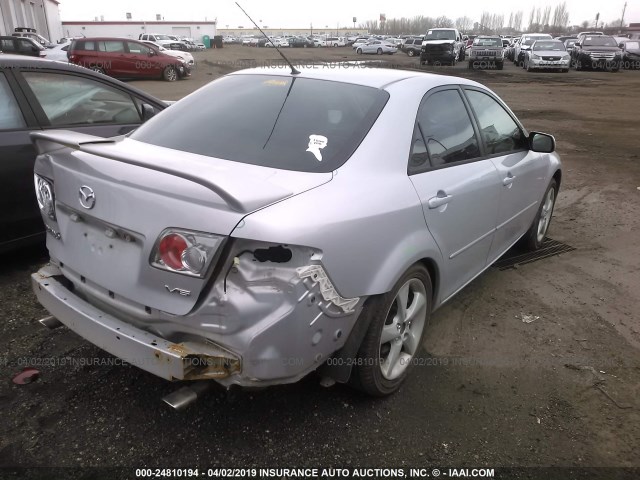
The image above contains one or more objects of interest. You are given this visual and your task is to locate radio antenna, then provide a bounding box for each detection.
[235,2,301,75]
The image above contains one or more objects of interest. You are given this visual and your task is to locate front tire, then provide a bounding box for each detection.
[377,48,383,55]
[357,48,363,54]
[90,66,105,75]
[163,65,177,82]
[521,179,558,251]
[407,50,415,57]
[351,264,432,396]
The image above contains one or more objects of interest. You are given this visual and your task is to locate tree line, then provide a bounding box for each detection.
[358,3,626,35]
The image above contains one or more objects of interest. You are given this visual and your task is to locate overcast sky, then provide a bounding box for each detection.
[58,0,636,29]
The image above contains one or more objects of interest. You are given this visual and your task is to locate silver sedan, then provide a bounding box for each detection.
[31,67,561,400]
[355,40,397,55]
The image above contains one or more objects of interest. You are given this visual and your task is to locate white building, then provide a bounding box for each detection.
[61,21,217,42]
[0,0,63,42]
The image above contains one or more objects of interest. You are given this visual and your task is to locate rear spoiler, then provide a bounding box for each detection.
[30,130,291,213]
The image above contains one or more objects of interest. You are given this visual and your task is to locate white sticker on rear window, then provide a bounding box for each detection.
[306,135,328,161]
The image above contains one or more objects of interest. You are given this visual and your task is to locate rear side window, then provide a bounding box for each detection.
[131,75,389,173]
[0,73,26,130]
[0,39,15,52]
[414,89,480,168]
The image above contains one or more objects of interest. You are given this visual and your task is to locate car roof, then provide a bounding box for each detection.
[230,67,481,90]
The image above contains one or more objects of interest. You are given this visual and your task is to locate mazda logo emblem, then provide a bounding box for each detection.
[78,186,96,209]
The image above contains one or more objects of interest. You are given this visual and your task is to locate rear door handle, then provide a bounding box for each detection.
[428,191,453,209]
[503,173,516,186]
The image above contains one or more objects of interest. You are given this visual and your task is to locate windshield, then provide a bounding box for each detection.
[132,74,389,173]
[426,30,456,40]
[533,41,566,51]
[473,38,502,47]
[583,36,617,47]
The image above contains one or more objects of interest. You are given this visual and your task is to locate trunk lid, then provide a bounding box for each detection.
[33,131,332,315]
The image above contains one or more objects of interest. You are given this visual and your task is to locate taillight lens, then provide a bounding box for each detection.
[34,174,55,220]
[151,229,223,277]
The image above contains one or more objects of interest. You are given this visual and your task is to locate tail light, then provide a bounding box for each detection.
[151,229,224,277]
[34,174,55,220]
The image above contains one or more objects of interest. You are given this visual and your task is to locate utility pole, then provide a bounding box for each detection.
[595,12,600,29]
[620,2,627,30]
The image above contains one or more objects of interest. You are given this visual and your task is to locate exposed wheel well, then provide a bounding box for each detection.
[553,169,562,189]
[417,258,439,305]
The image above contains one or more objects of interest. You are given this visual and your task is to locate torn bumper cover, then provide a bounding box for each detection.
[31,266,240,381]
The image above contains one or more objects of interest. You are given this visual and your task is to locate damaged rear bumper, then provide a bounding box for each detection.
[31,265,240,381]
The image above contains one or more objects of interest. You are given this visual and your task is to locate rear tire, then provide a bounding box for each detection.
[350,264,432,396]
[90,66,105,75]
[377,48,383,55]
[356,48,363,55]
[521,179,558,251]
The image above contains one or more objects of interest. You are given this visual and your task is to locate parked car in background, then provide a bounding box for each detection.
[505,37,520,61]
[352,38,370,49]
[325,37,347,47]
[12,27,55,48]
[564,38,577,56]
[29,67,561,401]
[0,55,167,253]
[266,37,290,48]
[289,36,314,48]
[572,35,622,71]
[139,33,184,48]
[355,40,397,55]
[420,28,465,66]
[43,42,71,62]
[468,36,504,70]
[141,41,195,68]
[68,38,191,81]
[401,37,424,57]
[0,36,46,57]
[619,39,640,69]
[514,33,553,65]
[524,40,570,72]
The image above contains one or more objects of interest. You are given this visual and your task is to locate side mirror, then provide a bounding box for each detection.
[141,103,157,122]
[148,50,156,56]
[530,132,555,153]
[619,43,625,49]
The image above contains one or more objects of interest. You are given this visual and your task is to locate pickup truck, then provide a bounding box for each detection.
[420,28,465,66]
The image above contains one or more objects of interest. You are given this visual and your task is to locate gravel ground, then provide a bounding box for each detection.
[1,45,639,476]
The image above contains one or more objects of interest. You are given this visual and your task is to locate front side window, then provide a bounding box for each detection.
[22,72,141,126]
[415,89,480,167]
[17,39,37,52]
[466,90,526,155]
[131,75,389,173]
[0,74,26,130]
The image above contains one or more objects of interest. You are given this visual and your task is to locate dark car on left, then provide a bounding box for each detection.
[0,36,46,57]
[0,55,168,253]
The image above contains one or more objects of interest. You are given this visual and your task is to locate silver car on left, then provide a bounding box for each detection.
[355,40,397,55]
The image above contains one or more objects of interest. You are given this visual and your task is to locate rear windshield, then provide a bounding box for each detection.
[583,36,617,47]
[426,30,456,40]
[533,41,566,51]
[131,74,389,173]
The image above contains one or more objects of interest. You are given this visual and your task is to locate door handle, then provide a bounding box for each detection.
[503,173,516,186]
[428,191,452,209]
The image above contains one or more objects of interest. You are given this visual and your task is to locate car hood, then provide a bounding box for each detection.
[532,50,568,56]
[582,46,620,52]
[423,40,456,45]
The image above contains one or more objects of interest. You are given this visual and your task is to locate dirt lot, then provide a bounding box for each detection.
[1,45,640,475]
